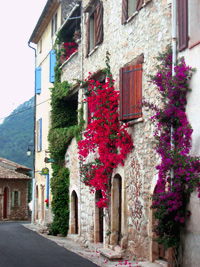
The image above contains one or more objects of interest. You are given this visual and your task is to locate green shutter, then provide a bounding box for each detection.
[18,192,21,207]
[11,192,15,207]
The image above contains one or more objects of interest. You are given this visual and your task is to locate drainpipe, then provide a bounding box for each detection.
[28,42,36,223]
[171,0,177,185]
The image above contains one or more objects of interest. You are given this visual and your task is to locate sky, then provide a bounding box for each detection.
[0,0,47,124]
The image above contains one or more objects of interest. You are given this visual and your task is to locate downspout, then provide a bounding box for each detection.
[171,0,177,185]
[28,42,36,223]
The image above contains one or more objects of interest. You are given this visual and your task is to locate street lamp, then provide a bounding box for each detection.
[27,145,34,157]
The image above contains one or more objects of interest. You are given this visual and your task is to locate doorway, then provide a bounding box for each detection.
[3,187,9,219]
[71,191,78,234]
[111,174,122,245]
[94,190,104,243]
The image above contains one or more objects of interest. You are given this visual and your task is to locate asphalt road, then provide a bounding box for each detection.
[0,222,99,267]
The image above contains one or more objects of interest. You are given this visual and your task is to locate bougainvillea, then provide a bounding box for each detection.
[146,45,200,250]
[78,56,133,208]
[61,42,78,63]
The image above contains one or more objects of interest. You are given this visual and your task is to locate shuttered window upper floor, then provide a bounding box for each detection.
[122,0,152,24]
[85,0,103,56]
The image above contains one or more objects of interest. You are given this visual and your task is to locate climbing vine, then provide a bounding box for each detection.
[78,53,133,208]
[48,34,84,235]
[145,46,200,252]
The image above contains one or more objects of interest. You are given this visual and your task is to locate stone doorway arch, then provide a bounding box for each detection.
[3,187,9,219]
[110,174,122,245]
[70,190,78,234]
[94,190,104,243]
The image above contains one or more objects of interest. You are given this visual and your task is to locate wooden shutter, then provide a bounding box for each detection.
[86,18,90,56]
[136,0,144,11]
[122,0,128,24]
[96,1,103,45]
[50,50,56,83]
[35,67,41,94]
[177,0,188,51]
[120,64,142,121]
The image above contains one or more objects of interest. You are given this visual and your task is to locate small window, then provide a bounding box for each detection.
[12,191,21,207]
[119,63,143,121]
[51,12,58,38]
[86,1,103,55]
[36,118,42,152]
[122,0,145,24]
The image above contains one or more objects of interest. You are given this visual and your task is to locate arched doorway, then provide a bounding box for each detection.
[3,187,9,219]
[71,191,78,234]
[111,174,122,245]
[35,185,39,220]
[94,190,104,243]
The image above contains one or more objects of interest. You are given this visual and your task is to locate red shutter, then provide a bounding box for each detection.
[86,18,90,56]
[177,0,188,51]
[136,0,144,11]
[122,0,128,24]
[120,64,142,121]
[96,1,103,45]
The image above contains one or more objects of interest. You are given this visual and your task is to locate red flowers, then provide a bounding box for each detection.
[78,75,133,208]
[61,42,78,63]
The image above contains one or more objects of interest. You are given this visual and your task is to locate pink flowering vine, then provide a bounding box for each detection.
[145,45,200,250]
[61,42,78,63]
[78,70,133,208]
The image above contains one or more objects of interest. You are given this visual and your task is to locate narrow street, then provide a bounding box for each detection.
[0,222,99,267]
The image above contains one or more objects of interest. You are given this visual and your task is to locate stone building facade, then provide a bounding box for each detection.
[0,158,31,221]
[60,0,172,263]
[30,0,200,265]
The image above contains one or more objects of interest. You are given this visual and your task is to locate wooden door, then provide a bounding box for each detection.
[3,187,8,219]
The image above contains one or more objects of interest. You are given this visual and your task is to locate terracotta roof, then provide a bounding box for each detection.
[0,157,31,171]
[0,166,31,180]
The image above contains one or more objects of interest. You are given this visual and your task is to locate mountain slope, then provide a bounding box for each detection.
[0,97,34,170]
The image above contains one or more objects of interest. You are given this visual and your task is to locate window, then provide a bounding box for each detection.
[49,50,56,83]
[51,13,57,38]
[11,191,21,207]
[122,0,148,24]
[36,118,42,152]
[188,0,200,48]
[39,39,42,53]
[177,0,188,51]
[119,63,142,121]
[86,1,103,55]
[35,67,41,94]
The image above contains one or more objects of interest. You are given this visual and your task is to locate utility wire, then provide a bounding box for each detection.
[0,98,51,121]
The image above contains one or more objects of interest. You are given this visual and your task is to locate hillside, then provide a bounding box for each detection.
[0,97,34,170]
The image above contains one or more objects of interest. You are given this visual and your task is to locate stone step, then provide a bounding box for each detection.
[154,259,169,267]
[99,248,122,260]
[139,261,166,267]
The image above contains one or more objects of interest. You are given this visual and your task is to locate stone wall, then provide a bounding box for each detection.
[61,0,172,261]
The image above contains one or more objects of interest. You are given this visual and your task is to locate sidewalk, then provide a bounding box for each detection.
[23,223,162,267]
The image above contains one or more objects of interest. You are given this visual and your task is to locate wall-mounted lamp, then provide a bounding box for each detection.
[27,145,34,157]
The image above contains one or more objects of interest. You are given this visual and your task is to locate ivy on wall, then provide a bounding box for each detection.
[48,36,84,236]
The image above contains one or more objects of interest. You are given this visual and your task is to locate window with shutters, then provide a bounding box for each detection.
[188,0,200,49]
[11,191,21,207]
[119,63,143,121]
[177,0,188,51]
[85,0,103,56]
[51,12,57,38]
[122,0,151,24]
[36,118,42,152]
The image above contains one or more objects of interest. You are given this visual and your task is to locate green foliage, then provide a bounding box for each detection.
[50,166,70,236]
[49,36,85,235]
